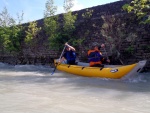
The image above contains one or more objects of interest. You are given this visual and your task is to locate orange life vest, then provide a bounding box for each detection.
[87,49,103,67]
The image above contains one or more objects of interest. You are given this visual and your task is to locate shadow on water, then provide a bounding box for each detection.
[0,62,150,94]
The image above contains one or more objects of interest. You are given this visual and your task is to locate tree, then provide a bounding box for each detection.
[25,21,41,44]
[122,0,150,24]
[62,0,78,46]
[43,0,78,50]
[0,7,15,50]
[0,7,24,55]
[44,0,59,49]
[63,0,74,12]
[101,15,137,64]
[24,21,41,55]
[0,7,15,27]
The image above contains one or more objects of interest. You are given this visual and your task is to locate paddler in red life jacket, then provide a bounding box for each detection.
[88,42,110,67]
[59,42,76,65]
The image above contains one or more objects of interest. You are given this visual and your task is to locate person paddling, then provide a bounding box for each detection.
[59,42,76,65]
[87,42,110,67]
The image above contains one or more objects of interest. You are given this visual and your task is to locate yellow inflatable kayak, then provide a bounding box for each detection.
[54,60,147,79]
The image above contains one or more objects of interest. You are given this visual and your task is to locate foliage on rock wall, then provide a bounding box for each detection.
[122,0,150,24]
[25,21,41,44]
[25,21,41,55]
[101,14,138,64]
[79,9,94,51]
[82,9,93,19]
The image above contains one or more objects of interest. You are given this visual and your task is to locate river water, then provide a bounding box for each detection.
[0,62,150,113]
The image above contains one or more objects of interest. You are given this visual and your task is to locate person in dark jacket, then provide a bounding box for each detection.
[59,42,76,65]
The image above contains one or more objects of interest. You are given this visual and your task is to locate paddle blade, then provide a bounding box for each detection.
[51,67,56,75]
[51,63,58,75]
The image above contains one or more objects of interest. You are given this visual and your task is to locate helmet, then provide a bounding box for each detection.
[92,42,99,47]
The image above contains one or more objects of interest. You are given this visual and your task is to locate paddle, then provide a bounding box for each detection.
[103,47,109,60]
[103,46,111,65]
[51,45,66,75]
[104,43,124,65]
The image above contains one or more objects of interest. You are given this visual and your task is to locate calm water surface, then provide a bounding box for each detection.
[0,63,150,113]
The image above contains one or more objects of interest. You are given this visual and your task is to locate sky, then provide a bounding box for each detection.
[0,0,120,23]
